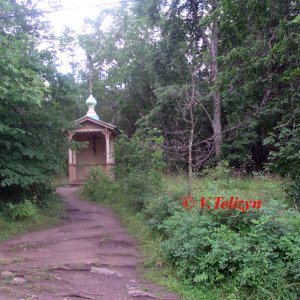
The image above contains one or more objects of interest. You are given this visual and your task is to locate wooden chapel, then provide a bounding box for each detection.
[68,94,119,185]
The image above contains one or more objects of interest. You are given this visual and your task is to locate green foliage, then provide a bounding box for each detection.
[4,200,38,221]
[83,164,297,299]
[82,168,116,203]
[64,0,300,298]
[220,0,300,170]
[143,169,296,299]
[82,130,165,210]
[160,199,300,299]
[115,131,165,176]
[265,122,300,205]
[142,192,182,230]
[77,0,299,175]
[78,3,162,133]
[0,192,66,242]
[0,0,76,204]
[202,160,232,179]
[113,132,165,210]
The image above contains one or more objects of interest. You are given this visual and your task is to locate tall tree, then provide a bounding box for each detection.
[79,5,161,133]
[78,0,300,179]
[153,72,212,194]
[210,0,222,158]
[165,0,223,159]
[0,0,75,202]
[219,0,299,169]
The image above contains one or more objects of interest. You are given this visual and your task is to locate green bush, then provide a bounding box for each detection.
[4,199,38,221]
[201,160,232,180]
[82,168,116,203]
[81,137,300,299]
[114,132,165,178]
[160,199,300,299]
[112,132,165,211]
[264,123,300,207]
[0,192,66,242]
[143,192,183,230]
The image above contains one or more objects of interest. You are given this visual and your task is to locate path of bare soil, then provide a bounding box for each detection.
[0,187,179,300]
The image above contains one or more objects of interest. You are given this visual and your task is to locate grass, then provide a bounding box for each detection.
[80,173,290,300]
[0,193,66,242]
[164,173,287,204]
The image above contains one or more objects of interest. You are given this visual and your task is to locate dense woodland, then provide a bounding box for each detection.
[0,0,300,299]
[77,0,300,199]
[0,0,299,201]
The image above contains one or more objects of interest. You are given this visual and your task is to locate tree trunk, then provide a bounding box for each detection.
[210,0,222,159]
[187,126,193,196]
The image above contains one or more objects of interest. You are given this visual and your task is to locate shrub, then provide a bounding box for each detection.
[112,132,165,211]
[114,132,165,179]
[4,199,38,221]
[264,123,300,207]
[82,168,116,203]
[142,192,183,230]
[201,160,232,180]
[160,199,300,299]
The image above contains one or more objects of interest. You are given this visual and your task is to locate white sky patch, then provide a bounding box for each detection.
[36,0,122,74]
[43,0,102,34]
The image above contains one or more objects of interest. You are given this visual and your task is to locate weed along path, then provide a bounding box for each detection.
[0,187,179,300]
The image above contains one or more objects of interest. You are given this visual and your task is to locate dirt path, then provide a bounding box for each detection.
[0,187,179,300]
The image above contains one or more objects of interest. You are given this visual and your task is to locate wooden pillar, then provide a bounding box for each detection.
[110,137,114,163]
[68,149,72,165]
[68,132,77,184]
[105,132,110,164]
[72,150,77,164]
[68,133,73,184]
[68,149,73,184]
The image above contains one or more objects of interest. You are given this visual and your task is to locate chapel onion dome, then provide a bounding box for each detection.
[86,94,100,120]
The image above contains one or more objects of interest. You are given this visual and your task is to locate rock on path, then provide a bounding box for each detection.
[0,187,179,300]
